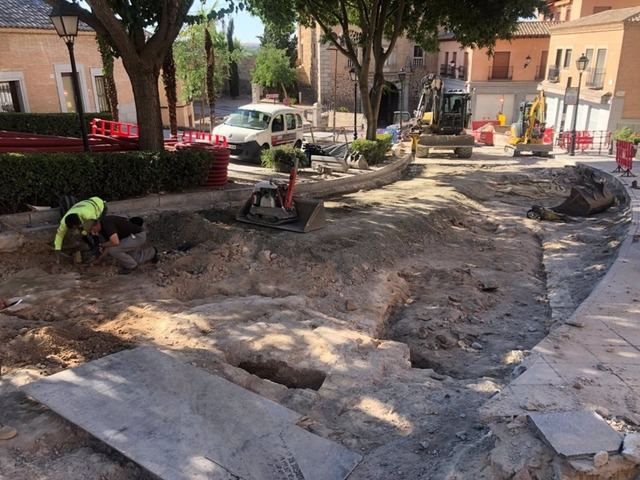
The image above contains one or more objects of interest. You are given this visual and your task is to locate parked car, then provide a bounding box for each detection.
[211,103,305,162]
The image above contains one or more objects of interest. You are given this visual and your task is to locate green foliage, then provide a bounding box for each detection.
[337,106,349,113]
[0,150,211,214]
[0,113,112,137]
[174,20,231,102]
[252,46,296,95]
[350,137,390,166]
[227,19,241,98]
[258,19,297,67]
[614,127,640,143]
[375,133,393,152]
[260,145,308,171]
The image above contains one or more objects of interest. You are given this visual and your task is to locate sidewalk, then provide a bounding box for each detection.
[481,155,640,424]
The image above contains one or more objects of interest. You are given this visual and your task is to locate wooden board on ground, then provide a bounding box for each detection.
[21,347,361,480]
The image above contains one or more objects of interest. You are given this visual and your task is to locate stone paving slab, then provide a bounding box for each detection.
[528,411,622,458]
[21,347,362,480]
[481,159,640,423]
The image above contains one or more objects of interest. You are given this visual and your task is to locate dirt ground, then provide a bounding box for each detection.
[0,151,631,479]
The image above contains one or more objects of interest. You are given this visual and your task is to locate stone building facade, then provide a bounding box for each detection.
[296,24,438,127]
[1,0,193,128]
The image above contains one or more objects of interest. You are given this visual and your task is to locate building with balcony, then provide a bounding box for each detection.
[538,6,640,133]
[540,0,640,22]
[296,24,438,127]
[438,21,557,124]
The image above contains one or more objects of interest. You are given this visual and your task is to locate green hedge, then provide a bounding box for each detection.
[261,145,309,172]
[349,135,392,166]
[0,112,113,137]
[0,150,211,214]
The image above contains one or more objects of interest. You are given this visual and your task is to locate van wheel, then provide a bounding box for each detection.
[294,140,302,149]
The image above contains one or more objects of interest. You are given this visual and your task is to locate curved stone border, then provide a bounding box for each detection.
[0,150,413,232]
[480,159,640,421]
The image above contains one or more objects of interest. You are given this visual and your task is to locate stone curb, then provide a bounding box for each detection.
[480,160,640,422]
[0,150,412,232]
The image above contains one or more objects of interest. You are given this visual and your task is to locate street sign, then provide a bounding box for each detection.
[564,87,579,106]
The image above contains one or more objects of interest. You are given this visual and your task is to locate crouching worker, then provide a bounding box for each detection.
[53,196,107,260]
[87,216,157,274]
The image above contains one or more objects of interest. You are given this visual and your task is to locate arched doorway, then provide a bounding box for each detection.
[375,81,399,128]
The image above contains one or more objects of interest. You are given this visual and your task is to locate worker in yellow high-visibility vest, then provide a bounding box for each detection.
[53,197,107,258]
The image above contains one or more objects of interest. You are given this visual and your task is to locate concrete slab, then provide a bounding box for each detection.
[21,347,361,480]
[528,411,622,458]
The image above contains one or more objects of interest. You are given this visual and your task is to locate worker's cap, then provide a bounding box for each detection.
[82,219,98,232]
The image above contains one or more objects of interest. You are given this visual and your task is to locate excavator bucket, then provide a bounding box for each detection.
[551,184,614,217]
[237,196,327,233]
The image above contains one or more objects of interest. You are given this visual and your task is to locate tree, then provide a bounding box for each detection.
[162,46,178,137]
[252,46,296,99]
[44,0,235,150]
[96,34,119,121]
[205,27,217,124]
[258,19,297,67]
[174,20,234,127]
[227,19,240,98]
[248,0,546,139]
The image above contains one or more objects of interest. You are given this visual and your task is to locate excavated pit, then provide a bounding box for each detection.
[0,162,631,480]
[237,359,327,391]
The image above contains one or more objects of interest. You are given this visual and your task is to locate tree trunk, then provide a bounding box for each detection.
[105,74,119,122]
[162,46,178,138]
[205,27,216,131]
[127,65,165,150]
[96,34,119,121]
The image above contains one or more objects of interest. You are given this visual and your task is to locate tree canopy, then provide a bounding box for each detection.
[247,0,546,138]
[252,46,297,98]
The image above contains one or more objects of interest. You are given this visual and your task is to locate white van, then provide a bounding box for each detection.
[211,103,305,162]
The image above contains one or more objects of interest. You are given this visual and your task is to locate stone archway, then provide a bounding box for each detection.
[375,81,399,128]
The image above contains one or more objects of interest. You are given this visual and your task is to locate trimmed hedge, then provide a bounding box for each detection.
[261,145,309,172]
[0,112,113,138]
[349,134,392,166]
[0,150,211,214]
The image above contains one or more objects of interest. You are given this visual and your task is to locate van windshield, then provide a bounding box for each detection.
[224,109,272,130]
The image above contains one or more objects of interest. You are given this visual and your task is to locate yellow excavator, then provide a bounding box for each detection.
[505,91,553,157]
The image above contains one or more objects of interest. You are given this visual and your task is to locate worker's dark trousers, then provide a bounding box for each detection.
[106,231,155,270]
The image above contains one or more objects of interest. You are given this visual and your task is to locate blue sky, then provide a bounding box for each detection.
[194,1,265,44]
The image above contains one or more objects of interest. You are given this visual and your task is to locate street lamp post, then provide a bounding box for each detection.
[349,68,358,140]
[398,68,406,134]
[50,2,90,152]
[570,52,590,157]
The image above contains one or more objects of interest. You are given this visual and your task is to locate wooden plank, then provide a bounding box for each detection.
[22,347,361,480]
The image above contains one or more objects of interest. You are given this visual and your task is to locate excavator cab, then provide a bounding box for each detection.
[412,74,475,159]
[506,91,553,157]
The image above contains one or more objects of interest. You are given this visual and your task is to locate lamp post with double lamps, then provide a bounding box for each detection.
[348,67,358,140]
[50,2,90,152]
[570,53,590,156]
[398,68,406,135]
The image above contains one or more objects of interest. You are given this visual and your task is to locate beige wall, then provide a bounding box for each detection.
[616,24,640,119]
[0,28,134,116]
[439,37,550,82]
[540,0,640,21]
[546,25,624,93]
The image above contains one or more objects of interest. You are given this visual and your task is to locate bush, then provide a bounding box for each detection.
[614,127,640,144]
[376,133,393,152]
[0,149,211,214]
[261,145,309,172]
[349,136,391,166]
[0,112,112,137]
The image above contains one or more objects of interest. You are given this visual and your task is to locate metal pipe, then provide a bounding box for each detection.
[66,41,89,152]
[570,70,583,157]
